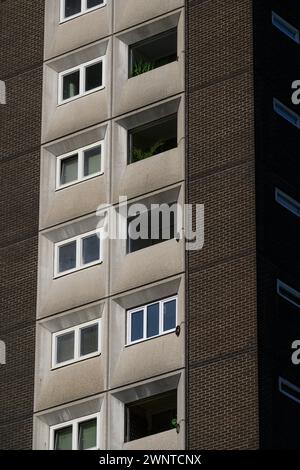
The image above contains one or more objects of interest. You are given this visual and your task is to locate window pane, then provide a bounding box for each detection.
[146,303,159,338]
[64,0,81,18]
[54,426,72,450]
[85,62,102,92]
[60,154,78,185]
[56,331,75,364]
[63,70,80,100]
[87,0,103,8]
[83,145,101,177]
[82,234,100,265]
[58,241,77,273]
[130,310,143,342]
[163,299,176,331]
[78,419,97,450]
[80,324,99,356]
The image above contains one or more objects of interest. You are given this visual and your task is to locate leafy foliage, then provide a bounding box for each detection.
[132,60,155,77]
[132,140,164,162]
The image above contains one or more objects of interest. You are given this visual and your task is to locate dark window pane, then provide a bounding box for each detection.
[125,390,177,442]
[127,204,176,253]
[59,241,77,273]
[56,332,75,364]
[60,154,78,185]
[130,310,143,342]
[129,114,177,164]
[129,28,177,77]
[54,426,72,450]
[87,0,104,8]
[64,0,81,18]
[80,324,99,356]
[78,419,97,450]
[63,70,80,100]
[146,303,159,338]
[163,299,176,331]
[82,234,100,265]
[84,145,101,176]
[85,62,103,92]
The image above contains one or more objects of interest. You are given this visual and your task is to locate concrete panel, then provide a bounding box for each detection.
[112,10,184,116]
[110,185,185,295]
[42,39,112,143]
[40,123,111,229]
[114,0,184,32]
[112,96,184,204]
[34,301,107,411]
[108,371,185,449]
[37,214,109,318]
[44,0,113,60]
[33,394,106,449]
[109,276,185,389]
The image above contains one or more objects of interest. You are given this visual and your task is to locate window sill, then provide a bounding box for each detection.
[51,351,101,371]
[57,85,105,107]
[55,171,104,192]
[54,259,103,279]
[125,328,177,348]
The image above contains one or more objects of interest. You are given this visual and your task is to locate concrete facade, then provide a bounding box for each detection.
[34,0,186,450]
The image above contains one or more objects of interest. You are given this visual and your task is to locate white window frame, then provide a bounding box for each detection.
[54,228,103,278]
[60,0,107,23]
[52,318,101,369]
[126,296,177,346]
[49,412,101,450]
[56,141,104,190]
[58,56,105,105]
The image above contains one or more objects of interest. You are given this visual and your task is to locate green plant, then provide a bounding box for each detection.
[132,140,164,162]
[171,418,177,429]
[132,60,155,77]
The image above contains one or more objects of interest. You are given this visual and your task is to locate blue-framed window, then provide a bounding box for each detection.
[273,98,300,127]
[277,280,300,309]
[272,12,300,44]
[279,377,300,405]
[275,188,300,217]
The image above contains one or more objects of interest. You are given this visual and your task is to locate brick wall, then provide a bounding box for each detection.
[185,0,259,449]
[0,0,44,449]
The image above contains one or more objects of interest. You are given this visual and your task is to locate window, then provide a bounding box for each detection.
[56,142,103,189]
[277,280,300,309]
[279,377,300,405]
[273,98,300,128]
[275,188,300,217]
[52,319,101,368]
[127,296,177,345]
[50,413,100,450]
[129,28,177,78]
[127,203,176,253]
[125,390,177,442]
[128,114,177,164]
[54,229,102,277]
[60,0,106,22]
[58,58,104,104]
[272,12,300,44]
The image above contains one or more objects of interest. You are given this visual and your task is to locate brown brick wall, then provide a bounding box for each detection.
[0,0,44,450]
[186,0,259,449]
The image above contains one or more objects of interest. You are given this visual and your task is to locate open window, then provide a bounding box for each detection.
[129,28,177,78]
[128,114,177,164]
[127,203,177,254]
[125,390,177,442]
